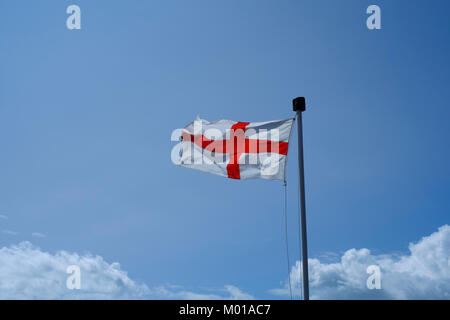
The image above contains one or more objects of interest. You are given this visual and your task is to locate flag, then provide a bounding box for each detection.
[175,117,295,181]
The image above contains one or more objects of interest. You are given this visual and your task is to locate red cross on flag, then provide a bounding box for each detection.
[175,117,295,181]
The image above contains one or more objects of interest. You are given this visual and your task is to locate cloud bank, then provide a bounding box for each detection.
[0,242,253,299]
[271,225,450,299]
[1,225,448,299]
[0,242,149,299]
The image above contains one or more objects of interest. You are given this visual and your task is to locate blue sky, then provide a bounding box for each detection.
[0,1,449,299]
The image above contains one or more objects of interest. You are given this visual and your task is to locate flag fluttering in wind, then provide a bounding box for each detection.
[173,98,310,300]
[175,117,294,181]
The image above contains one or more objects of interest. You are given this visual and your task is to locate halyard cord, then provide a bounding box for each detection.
[283,181,293,300]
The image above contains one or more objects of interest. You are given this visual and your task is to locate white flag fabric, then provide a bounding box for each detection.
[175,117,294,181]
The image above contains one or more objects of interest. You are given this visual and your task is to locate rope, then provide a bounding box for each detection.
[283,181,293,300]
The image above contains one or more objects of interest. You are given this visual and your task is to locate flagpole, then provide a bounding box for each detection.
[293,97,310,300]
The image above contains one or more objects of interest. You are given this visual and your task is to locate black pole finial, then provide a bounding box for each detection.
[293,97,306,112]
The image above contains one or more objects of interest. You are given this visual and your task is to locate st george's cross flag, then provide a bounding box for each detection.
[175,117,295,181]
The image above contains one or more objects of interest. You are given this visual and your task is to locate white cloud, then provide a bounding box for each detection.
[0,242,253,300]
[5,225,447,300]
[0,242,149,299]
[2,230,19,236]
[271,225,450,299]
[31,232,46,238]
[149,285,254,300]
[0,215,7,220]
